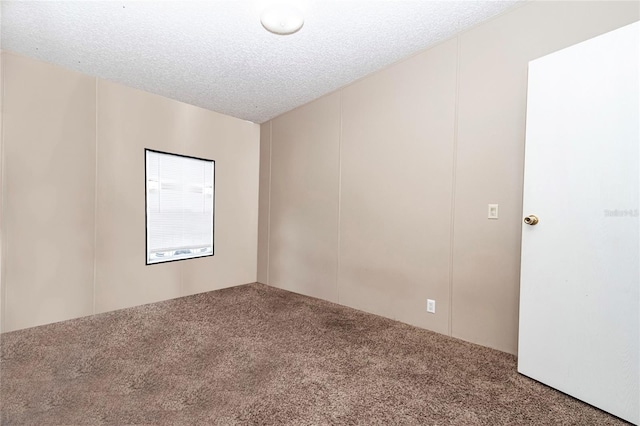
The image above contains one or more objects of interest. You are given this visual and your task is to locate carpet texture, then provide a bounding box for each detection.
[0,283,627,425]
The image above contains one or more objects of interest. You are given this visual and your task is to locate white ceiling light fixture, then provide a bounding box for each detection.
[260,4,304,35]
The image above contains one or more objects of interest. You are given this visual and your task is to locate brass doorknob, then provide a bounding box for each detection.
[524,215,539,225]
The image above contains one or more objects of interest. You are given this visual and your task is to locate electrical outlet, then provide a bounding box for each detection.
[427,299,436,314]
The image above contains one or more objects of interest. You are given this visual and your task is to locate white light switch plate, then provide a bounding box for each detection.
[488,204,499,219]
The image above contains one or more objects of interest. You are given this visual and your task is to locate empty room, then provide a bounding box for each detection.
[0,0,638,424]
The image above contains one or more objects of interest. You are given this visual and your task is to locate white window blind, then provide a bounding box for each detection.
[145,149,214,264]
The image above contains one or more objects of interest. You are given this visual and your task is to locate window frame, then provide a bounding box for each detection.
[144,148,216,265]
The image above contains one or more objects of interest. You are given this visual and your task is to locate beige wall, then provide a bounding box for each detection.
[269,93,341,302]
[0,46,4,333]
[2,54,96,332]
[340,38,457,336]
[0,52,260,332]
[258,1,640,354]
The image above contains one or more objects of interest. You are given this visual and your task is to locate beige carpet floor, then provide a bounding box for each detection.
[0,283,628,425]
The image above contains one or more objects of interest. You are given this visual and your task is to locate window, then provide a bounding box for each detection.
[145,149,215,264]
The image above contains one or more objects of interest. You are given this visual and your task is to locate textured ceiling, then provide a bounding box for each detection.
[1,1,523,124]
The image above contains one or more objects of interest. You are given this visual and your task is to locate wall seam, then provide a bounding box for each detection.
[92,78,98,315]
[448,35,462,337]
[1,52,6,332]
[336,91,343,304]
[266,120,272,284]
[180,259,184,295]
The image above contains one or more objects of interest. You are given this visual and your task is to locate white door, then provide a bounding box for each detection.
[518,22,639,424]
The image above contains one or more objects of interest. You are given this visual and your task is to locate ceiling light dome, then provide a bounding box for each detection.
[260,5,304,35]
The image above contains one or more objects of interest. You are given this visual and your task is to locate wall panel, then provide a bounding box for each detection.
[269,93,341,302]
[339,39,457,334]
[2,53,96,330]
[1,48,4,332]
